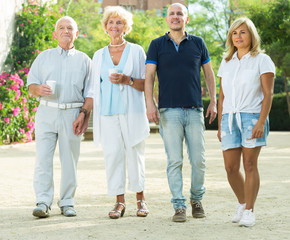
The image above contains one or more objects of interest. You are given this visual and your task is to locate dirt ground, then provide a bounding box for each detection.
[0,131,289,240]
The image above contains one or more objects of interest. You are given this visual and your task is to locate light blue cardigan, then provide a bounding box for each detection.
[87,43,150,147]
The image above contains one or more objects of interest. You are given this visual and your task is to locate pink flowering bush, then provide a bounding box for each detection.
[2,0,103,144]
[5,0,61,71]
[0,69,38,144]
[1,0,61,144]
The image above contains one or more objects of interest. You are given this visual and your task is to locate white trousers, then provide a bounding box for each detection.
[100,114,146,196]
[34,105,82,207]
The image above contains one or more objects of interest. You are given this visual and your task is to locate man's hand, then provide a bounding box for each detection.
[73,98,93,136]
[146,103,159,124]
[144,63,158,124]
[28,84,52,97]
[206,102,217,124]
[73,112,86,136]
[39,84,53,96]
[202,62,217,125]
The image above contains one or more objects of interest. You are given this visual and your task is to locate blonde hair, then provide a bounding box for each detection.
[225,17,264,62]
[102,6,133,35]
[167,3,188,17]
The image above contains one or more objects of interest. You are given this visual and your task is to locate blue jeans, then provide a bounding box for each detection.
[159,108,206,210]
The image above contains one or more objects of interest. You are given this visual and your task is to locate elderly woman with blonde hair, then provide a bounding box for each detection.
[88,6,150,219]
[217,17,275,227]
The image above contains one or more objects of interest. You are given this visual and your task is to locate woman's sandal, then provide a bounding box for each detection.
[109,202,126,219]
[136,200,149,217]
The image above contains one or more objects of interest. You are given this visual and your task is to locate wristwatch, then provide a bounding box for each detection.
[129,76,134,86]
[79,107,88,118]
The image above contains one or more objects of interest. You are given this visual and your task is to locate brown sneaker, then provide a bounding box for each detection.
[172,208,186,222]
[191,200,205,218]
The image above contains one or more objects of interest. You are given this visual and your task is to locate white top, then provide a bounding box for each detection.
[27,46,92,103]
[217,52,275,133]
[87,43,150,147]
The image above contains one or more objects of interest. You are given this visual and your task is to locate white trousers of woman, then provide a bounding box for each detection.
[100,114,145,196]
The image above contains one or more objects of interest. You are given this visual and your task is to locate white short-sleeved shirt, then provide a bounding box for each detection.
[217,51,275,133]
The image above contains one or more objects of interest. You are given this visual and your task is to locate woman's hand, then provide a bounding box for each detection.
[109,73,129,85]
[217,128,221,142]
[250,122,265,139]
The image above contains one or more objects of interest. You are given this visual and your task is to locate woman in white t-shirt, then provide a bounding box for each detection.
[217,17,275,227]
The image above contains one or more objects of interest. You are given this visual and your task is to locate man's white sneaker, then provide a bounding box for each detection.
[239,209,255,227]
[232,203,246,223]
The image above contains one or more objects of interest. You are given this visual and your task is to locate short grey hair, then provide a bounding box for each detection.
[55,16,78,31]
[167,3,188,17]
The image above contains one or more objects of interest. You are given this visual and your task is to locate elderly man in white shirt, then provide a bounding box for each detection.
[28,16,92,218]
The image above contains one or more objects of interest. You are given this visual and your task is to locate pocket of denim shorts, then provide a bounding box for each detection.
[247,113,260,126]
[251,113,260,118]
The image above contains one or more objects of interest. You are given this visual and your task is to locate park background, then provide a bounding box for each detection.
[0,2,289,239]
[0,0,289,145]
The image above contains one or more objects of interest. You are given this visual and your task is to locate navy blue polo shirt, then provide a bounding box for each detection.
[146,32,210,108]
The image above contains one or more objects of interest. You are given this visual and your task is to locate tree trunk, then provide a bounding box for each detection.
[284,74,290,117]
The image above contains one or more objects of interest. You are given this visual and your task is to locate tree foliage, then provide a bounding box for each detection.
[55,1,169,57]
[126,10,168,52]
[247,0,290,75]
[186,0,240,94]
[56,0,105,58]
[187,0,290,101]
[247,0,290,115]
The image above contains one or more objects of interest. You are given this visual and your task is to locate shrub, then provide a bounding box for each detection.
[0,69,38,144]
[269,94,290,131]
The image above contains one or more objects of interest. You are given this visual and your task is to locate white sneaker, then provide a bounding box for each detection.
[232,203,246,223]
[239,209,255,227]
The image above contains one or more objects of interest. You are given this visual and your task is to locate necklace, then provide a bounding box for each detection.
[109,41,126,47]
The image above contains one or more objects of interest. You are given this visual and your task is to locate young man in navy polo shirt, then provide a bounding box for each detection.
[145,3,217,222]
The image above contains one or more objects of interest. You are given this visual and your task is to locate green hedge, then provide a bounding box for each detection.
[268,94,290,131]
[203,98,218,130]
[203,93,290,131]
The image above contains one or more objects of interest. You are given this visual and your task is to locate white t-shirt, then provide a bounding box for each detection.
[218,51,275,133]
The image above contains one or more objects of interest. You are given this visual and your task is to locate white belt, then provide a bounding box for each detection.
[40,100,83,109]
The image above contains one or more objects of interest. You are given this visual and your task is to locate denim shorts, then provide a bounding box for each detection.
[221,112,269,151]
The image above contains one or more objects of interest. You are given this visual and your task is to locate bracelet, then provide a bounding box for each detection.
[79,107,88,118]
